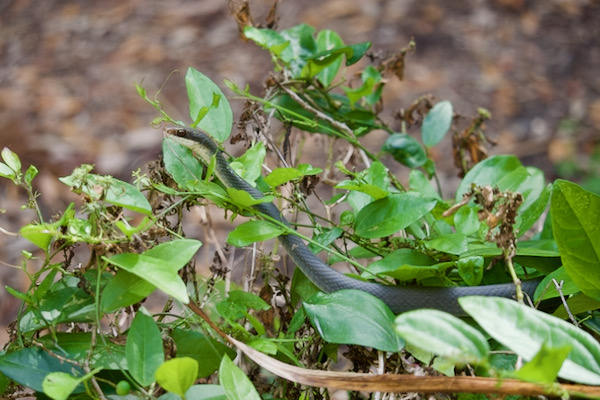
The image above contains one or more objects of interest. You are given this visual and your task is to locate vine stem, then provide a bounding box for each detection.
[503,246,524,304]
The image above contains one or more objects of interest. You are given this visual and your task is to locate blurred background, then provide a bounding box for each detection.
[1,0,599,344]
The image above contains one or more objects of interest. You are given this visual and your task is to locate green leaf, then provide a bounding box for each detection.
[227,290,271,311]
[230,141,266,185]
[335,181,389,200]
[104,239,200,304]
[515,344,571,384]
[534,267,579,301]
[155,357,198,397]
[551,180,600,299]
[101,270,156,312]
[0,161,15,180]
[163,137,204,189]
[409,169,441,199]
[421,101,453,148]
[345,160,390,214]
[106,253,188,303]
[20,223,55,250]
[219,356,261,400]
[43,372,83,400]
[39,332,127,370]
[126,310,164,386]
[453,206,481,236]
[1,147,21,173]
[265,164,322,187]
[5,286,30,303]
[0,347,84,392]
[227,220,284,247]
[456,256,484,286]
[308,227,343,254]
[459,296,600,385]
[314,30,344,86]
[243,26,292,63]
[354,192,437,238]
[172,330,236,378]
[303,290,403,352]
[552,294,600,319]
[343,66,382,104]
[395,309,489,365]
[280,24,318,74]
[185,67,233,142]
[425,233,468,255]
[365,249,438,281]
[182,384,227,400]
[24,165,38,185]
[382,133,428,168]
[18,278,96,333]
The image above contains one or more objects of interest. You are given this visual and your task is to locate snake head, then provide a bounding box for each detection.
[165,127,189,138]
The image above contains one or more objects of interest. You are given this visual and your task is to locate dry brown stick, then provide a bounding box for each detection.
[186,300,600,397]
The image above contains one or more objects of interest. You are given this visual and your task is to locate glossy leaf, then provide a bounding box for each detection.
[243,27,292,63]
[395,309,489,365]
[227,220,284,247]
[365,249,437,281]
[460,296,600,385]
[303,290,403,352]
[163,136,204,189]
[42,372,83,400]
[24,165,38,185]
[172,330,236,378]
[421,101,453,148]
[515,344,571,384]
[382,133,428,168]
[424,233,468,255]
[533,267,579,301]
[343,66,382,105]
[453,206,480,236]
[314,29,344,86]
[225,187,273,209]
[456,256,484,286]
[308,227,343,254]
[551,179,600,299]
[18,278,96,333]
[39,332,126,370]
[20,223,55,250]
[101,270,156,313]
[0,161,15,180]
[354,192,437,238]
[126,310,164,386]
[155,357,198,397]
[185,68,232,142]
[0,347,83,392]
[409,169,440,199]
[345,160,390,214]
[219,356,261,400]
[104,239,200,304]
[230,142,265,185]
[265,164,322,187]
[1,147,21,173]
[182,384,227,400]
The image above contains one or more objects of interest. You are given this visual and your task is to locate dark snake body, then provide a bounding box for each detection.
[167,128,541,316]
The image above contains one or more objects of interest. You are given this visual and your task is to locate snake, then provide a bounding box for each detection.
[165,127,541,316]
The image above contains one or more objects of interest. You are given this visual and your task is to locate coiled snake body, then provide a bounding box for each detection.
[166,128,540,316]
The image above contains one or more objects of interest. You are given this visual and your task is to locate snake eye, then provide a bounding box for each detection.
[173,129,187,137]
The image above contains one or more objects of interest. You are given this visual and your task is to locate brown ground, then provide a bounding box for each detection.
[1,0,599,346]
